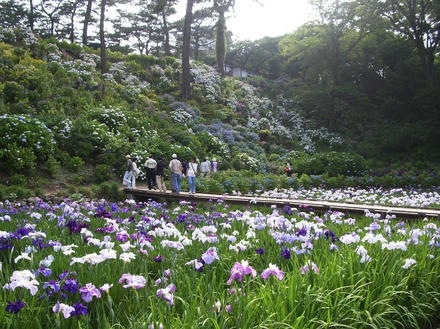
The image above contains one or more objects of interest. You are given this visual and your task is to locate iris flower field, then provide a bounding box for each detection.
[1,198,439,328]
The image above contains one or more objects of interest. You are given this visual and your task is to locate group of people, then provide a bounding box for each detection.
[123,154,218,194]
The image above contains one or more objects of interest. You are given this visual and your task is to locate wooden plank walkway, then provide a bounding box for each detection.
[124,187,440,219]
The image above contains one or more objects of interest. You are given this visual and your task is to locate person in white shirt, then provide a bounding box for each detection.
[131,159,139,188]
[200,159,210,177]
[123,155,133,187]
[168,154,183,194]
[144,155,157,190]
[187,157,198,194]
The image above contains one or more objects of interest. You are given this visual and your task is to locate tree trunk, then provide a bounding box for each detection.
[70,1,78,43]
[215,10,226,76]
[182,0,194,100]
[99,0,106,75]
[162,6,171,56]
[29,0,34,31]
[82,0,93,46]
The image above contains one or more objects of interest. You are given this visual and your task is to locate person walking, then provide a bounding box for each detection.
[169,154,183,194]
[123,155,133,187]
[187,157,198,194]
[155,157,167,193]
[200,159,210,177]
[211,158,218,173]
[144,155,157,190]
[131,159,139,188]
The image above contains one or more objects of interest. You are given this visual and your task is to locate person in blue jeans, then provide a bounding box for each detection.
[187,157,198,194]
[169,154,183,194]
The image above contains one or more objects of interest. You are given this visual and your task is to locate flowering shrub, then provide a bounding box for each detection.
[0,27,38,46]
[66,119,113,159]
[0,114,55,173]
[87,106,127,132]
[191,62,222,102]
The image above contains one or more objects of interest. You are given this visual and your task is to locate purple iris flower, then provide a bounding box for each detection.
[283,205,293,216]
[66,220,90,234]
[157,283,176,306]
[226,260,257,285]
[33,238,46,249]
[62,279,80,294]
[5,300,26,314]
[261,264,284,280]
[71,302,88,316]
[201,247,219,265]
[115,232,129,242]
[281,249,291,259]
[15,227,30,237]
[35,266,51,277]
[79,283,101,303]
[59,271,76,280]
[44,280,61,294]
[119,273,146,289]
[154,255,163,262]
[255,248,265,255]
[324,230,337,243]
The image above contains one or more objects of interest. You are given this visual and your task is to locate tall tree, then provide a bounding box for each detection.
[380,0,440,84]
[154,0,178,56]
[280,0,377,131]
[99,0,106,74]
[0,0,28,28]
[82,0,93,46]
[28,0,35,31]
[213,0,235,76]
[112,0,164,55]
[181,0,195,100]
[215,9,226,75]
[39,0,62,37]
[192,7,216,60]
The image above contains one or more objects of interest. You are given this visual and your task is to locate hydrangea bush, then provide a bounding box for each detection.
[0,114,55,172]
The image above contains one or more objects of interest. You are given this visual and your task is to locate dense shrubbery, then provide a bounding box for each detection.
[289,152,368,177]
[0,114,55,173]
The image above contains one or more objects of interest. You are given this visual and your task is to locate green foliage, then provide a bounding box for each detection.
[66,156,84,172]
[45,157,59,177]
[290,152,367,176]
[93,181,124,201]
[0,184,33,201]
[71,174,83,185]
[95,164,114,183]
[0,114,55,174]
[66,118,112,159]
[9,173,26,186]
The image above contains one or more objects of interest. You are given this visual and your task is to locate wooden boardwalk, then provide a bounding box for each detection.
[124,187,440,219]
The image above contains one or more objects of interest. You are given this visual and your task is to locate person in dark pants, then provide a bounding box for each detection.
[144,155,157,190]
[155,157,166,192]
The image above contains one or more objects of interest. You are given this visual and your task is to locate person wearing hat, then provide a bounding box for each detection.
[169,154,183,194]
[122,155,133,187]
